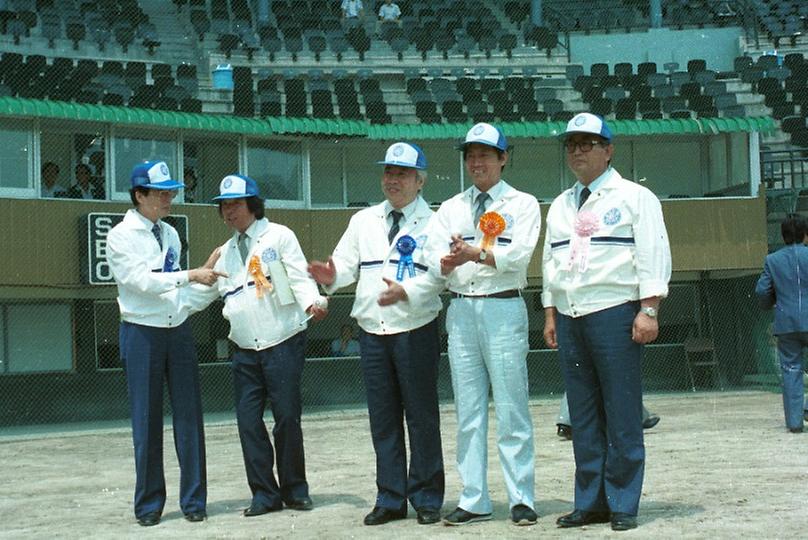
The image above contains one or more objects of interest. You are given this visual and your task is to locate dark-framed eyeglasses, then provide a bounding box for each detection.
[564,140,607,153]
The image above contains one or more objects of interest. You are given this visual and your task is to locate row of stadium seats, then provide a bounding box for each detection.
[0,0,160,53]
[0,52,200,110]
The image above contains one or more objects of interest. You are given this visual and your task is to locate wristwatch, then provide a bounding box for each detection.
[478,248,488,263]
[640,306,657,319]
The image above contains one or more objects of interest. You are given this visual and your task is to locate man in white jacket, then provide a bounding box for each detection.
[190,174,327,517]
[308,142,445,526]
[543,113,671,532]
[107,161,224,527]
[380,123,541,527]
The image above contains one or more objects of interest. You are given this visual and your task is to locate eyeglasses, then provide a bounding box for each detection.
[149,189,178,200]
[564,140,607,153]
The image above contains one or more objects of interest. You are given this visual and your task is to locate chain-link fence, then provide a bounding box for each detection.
[0,274,778,428]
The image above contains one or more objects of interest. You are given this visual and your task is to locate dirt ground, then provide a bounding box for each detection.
[1,390,805,539]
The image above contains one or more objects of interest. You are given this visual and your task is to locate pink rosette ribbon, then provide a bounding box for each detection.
[567,211,599,272]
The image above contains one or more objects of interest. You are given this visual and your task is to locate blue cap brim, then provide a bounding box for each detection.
[376,159,426,170]
[143,180,185,190]
[212,193,258,200]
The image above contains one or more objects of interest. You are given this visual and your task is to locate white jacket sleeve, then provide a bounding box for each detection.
[324,214,362,294]
[279,228,322,311]
[633,189,671,299]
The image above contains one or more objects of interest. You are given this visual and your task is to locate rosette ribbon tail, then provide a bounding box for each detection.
[478,211,506,252]
[395,235,417,281]
[248,255,273,297]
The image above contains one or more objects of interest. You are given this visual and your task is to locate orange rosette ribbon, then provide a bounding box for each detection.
[478,211,506,251]
[248,255,273,298]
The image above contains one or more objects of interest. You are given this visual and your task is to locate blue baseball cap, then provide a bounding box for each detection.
[562,112,613,141]
[377,142,427,170]
[130,161,185,190]
[459,122,508,151]
[212,174,260,200]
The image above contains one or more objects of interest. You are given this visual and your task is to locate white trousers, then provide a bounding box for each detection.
[446,296,535,514]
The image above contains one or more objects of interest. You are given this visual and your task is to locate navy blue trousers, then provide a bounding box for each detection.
[777,332,808,429]
[231,330,309,508]
[556,302,644,516]
[120,320,206,519]
[358,318,445,512]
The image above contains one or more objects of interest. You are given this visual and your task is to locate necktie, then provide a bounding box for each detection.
[578,187,591,210]
[388,210,403,244]
[238,232,249,263]
[474,192,490,226]
[151,223,162,249]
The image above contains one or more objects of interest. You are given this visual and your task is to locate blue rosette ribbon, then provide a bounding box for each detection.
[163,247,176,272]
[395,235,416,281]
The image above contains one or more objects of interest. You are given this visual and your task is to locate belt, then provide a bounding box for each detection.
[450,289,520,299]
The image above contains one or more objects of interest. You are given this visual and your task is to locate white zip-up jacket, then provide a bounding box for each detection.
[325,196,442,335]
[107,209,191,328]
[187,218,322,350]
[402,180,541,305]
[541,168,671,318]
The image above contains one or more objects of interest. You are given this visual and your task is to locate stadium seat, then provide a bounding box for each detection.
[311,89,334,118]
[637,61,657,78]
[615,98,636,120]
[590,97,612,117]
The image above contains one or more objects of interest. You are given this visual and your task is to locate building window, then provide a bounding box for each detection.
[246,139,303,205]
[112,130,177,201]
[40,121,107,200]
[182,136,239,204]
[0,120,34,198]
[2,304,73,373]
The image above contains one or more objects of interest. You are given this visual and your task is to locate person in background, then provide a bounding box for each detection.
[331,324,361,357]
[543,113,671,532]
[184,167,199,203]
[41,161,67,198]
[66,163,104,200]
[755,213,808,434]
[106,160,225,527]
[377,0,401,39]
[341,0,363,28]
[555,392,660,440]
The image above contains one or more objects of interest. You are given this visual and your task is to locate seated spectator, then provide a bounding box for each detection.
[66,163,105,200]
[331,324,361,357]
[377,0,401,38]
[41,162,67,198]
[341,0,363,29]
[184,166,199,203]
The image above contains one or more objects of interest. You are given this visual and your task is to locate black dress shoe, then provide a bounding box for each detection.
[442,507,492,525]
[416,507,441,524]
[789,426,803,433]
[184,511,206,522]
[136,512,161,527]
[511,504,538,525]
[556,509,610,528]
[363,506,407,525]
[642,414,661,429]
[243,503,282,517]
[611,513,638,531]
[557,424,573,440]
[286,497,313,511]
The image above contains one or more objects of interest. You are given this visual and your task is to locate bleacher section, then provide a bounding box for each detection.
[0,0,804,145]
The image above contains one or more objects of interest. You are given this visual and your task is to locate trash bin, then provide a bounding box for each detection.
[212,63,233,90]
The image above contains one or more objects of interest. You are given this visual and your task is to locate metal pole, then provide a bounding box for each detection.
[531,0,543,27]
